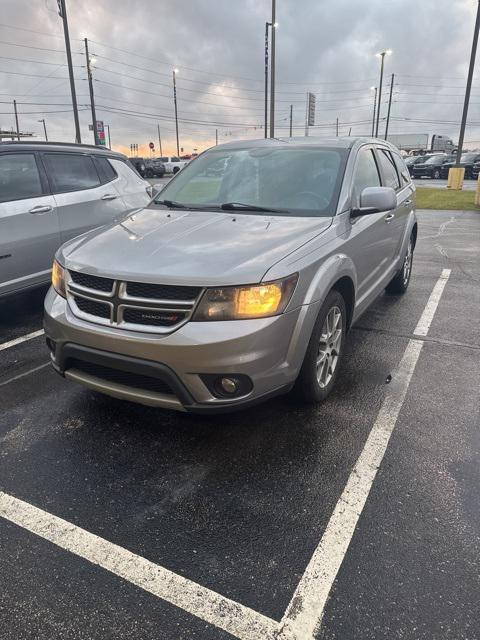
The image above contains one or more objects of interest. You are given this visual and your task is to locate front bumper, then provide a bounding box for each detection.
[44,288,320,412]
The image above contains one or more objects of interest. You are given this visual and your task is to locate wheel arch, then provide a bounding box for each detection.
[332,276,355,331]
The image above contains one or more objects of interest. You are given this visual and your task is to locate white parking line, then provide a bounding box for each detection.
[277,268,451,639]
[0,329,44,352]
[0,492,278,640]
[0,363,50,387]
[0,270,451,640]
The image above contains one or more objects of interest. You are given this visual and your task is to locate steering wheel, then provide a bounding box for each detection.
[294,191,329,210]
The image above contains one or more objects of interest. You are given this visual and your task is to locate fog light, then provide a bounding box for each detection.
[220,377,238,394]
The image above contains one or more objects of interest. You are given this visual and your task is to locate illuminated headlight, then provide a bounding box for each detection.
[193,274,298,321]
[52,260,66,298]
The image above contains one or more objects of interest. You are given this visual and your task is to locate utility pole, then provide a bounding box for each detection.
[269,0,276,138]
[106,124,111,148]
[289,104,293,137]
[215,128,218,145]
[157,123,163,156]
[455,0,480,165]
[84,38,99,145]
[13,100,20,140]
[173,68,180,157]
[384,73,395,140]
[38,118,48,141]
[375,54,385,137]
[58,0,81,143]
[371,87,377,137]
[336,117,339,137]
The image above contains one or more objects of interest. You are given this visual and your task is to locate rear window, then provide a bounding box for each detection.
[392,152,411,185]
[0,153,43,202]
[44,153,100,193]
[377,149,400,190]
[93,156,117,184]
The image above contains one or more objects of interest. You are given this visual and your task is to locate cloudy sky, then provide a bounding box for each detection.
[1,0,479,156]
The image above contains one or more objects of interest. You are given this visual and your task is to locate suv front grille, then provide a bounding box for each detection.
[69,271,114,293]
[67,359,173,395]
[125,281,201,301]
[67,270,202,334]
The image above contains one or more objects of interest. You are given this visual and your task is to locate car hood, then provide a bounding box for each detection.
[58,207,332,286]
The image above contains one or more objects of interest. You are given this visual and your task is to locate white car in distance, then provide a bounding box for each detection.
[158,156,189,174]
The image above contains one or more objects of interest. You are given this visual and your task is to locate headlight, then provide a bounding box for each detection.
[193,274,298,321]
[52,260,66,298]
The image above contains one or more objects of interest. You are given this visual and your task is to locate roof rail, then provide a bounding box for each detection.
[0,140,110,151]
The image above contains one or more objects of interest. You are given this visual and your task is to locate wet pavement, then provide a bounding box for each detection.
[0,209,479,640]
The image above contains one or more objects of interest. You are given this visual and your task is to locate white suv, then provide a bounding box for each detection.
[0,142,151,298]
[158,156,189,174]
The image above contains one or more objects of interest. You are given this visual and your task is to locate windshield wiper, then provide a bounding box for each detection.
[155,199,187,209]
[220,202,284,213]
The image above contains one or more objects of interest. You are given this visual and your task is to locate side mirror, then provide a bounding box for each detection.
[351,186,397,218]
[152,184,163,196]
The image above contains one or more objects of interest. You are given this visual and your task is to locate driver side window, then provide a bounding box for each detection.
[352,148,381,206]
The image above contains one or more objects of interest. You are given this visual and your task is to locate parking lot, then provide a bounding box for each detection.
[0,208,479,639]
[413,178,477,191]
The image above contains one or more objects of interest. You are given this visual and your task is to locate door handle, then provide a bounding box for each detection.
[384,213,395,222]
[403,199,412,207]
[101,193,118,201]
[29,205,52,214]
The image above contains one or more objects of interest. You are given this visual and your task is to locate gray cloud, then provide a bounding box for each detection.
[1,0,479,155]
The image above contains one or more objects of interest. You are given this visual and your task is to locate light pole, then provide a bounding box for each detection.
[269,0,276,138]
[57,0,81,143]
[455,0,480,167]
[38,119,48,141]
[173,68,180,157]
[264,21,271,139]
[375,49,392,137]
[106,123,111,148]
[370,86,377,137]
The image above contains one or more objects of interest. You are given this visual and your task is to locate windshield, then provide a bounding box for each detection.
[153,146,349,217]
[424,155,445,164]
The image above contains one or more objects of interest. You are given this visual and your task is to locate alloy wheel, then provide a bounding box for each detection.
[316,306,343,388]
[403,240,413,286]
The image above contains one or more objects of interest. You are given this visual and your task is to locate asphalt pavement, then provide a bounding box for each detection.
[0,209,479,640]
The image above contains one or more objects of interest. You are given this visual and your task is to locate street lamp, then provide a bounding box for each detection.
[269,0,277,139]
[370,87,377,137]
[173,68,180,157]
[38,118,48,141]
[375,49,392,137]
[264,20,279,138]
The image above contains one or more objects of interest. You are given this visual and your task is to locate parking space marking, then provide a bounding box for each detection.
[0,362,50,387]
[0,492,278,640]
[0,269,452,640]
[0,329,44,352]
[277,269,451,640]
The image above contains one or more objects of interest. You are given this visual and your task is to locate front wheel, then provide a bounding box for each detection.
[433,169,441,179]
[386,235,414,294]
[294,290,346,404]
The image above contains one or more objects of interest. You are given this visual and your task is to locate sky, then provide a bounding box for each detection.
[0,0,479,157]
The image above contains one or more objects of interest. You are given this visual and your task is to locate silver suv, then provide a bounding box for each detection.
[0,142,151,297]
[44,137,417,412]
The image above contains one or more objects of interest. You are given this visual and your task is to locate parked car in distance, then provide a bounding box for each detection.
[472,160,480,179]
[404,154,439,175]
[45,137,417,413]
[158,156,189,174]
[440,152,480,179]
[0,142,152,298]
[412,154,455,179]
[144,158,166,178]
[128,157,147,177]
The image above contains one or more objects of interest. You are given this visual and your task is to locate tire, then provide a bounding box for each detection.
[173,167,180,174]
[294,290,347,404]
[433,169,440,179]
[386,234,414,295]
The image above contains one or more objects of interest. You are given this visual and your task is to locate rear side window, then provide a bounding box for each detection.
[93,156,117,184]
[352,148,381,204]
[171,156,180,162]
[0,153,43,203]
[392,152,410,186]
[377,149,400,190]
[44,153,100,193]
[159,157,168,163]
